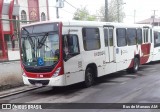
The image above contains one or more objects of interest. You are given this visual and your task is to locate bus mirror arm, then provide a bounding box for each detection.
[63,51,67,62]
[55,49,60,58]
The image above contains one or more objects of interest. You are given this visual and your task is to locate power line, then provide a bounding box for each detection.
[64,0,78,10]
[60,8,74,15]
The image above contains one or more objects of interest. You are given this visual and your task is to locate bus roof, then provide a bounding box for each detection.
[21,19,152,28]
[153,26,160,31]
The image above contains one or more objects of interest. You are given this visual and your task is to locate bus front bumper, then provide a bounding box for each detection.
[22,75,66,87]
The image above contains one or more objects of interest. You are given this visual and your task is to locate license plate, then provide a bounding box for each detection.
[35,83,43,87]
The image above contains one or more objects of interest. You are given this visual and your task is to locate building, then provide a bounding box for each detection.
[136,17,160,26]
[0,0,51,61]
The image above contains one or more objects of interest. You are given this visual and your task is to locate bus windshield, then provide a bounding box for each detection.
[21,23,60,67]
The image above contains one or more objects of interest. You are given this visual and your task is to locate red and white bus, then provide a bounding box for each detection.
[151,26,160,61]
[20,20,153,87]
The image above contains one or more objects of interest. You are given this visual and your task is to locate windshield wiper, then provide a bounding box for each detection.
[37,40,49,49]
[37,33,48,49]
[23,27,35,49]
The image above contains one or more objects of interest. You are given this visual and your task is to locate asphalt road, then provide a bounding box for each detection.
[1,61,160,112]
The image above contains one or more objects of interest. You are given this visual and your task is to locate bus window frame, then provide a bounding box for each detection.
[82,27,101,51]
[62,34,80,61]
[116,28,127,47]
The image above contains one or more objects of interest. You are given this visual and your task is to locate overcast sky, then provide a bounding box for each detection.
[49,0,160,23]
[4,0,160,23]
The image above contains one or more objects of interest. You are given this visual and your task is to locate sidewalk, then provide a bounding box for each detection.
[0,85,41,99]
[0,61,23,91]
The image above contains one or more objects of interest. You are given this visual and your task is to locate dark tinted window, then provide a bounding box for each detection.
[63,34,80,61]
[143,28,149,43]
[63,35,79,54]
[137,29,142,44]
[154,31,160,47]
[82,28,100,50]
[109,28,113,46]
[150,29,152,43]
[116,28,126,47]
[104,28,108,46]
[127,28,136,45]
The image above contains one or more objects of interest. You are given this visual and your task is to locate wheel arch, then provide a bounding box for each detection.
[85,63,98,78]
[135,54,140,60]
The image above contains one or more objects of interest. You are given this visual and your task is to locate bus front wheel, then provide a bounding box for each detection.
[84,68,95,87]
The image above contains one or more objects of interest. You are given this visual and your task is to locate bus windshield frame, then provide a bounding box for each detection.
[20,23,61,72]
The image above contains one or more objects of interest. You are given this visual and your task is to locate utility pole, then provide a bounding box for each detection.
[56,0,64,19]
[117,0,120,22]
[134,10,136,23]
[56,0,59,18]
[105,0,108,22]
[56,8,59,19]
[152,10,157,26]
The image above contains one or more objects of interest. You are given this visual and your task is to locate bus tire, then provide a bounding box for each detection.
[84,67,95,87]
[127,57,139,73]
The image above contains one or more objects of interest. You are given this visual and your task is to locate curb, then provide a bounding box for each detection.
[0,86,42,99]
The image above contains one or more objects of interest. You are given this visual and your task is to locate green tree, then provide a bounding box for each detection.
[73,7,96,21]
[98,0,125,22]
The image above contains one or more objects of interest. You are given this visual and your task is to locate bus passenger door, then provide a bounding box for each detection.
[141,27,152,64]
[62,34,83,85]
[148,28,154,62]
[104,27,116,74]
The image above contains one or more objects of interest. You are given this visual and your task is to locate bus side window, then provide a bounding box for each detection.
[154,31,160,47]
[116,28,127,47]
[137,29,142,44]
[104,28,113,46]
[104,28,108,46]
[150,29,152,43]
[143,28,149,43]
[82,28,100,51]
[109,28,113,46]
[127,28,136,46]
[62,34,80,61]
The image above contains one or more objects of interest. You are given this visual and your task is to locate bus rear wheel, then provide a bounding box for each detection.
[84,68,95,87]
[127,57,139,73]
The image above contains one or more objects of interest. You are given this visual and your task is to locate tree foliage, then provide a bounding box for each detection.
[73,7,96,21]
[98,0,125,22]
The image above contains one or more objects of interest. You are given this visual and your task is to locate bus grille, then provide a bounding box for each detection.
[28,79,49,85]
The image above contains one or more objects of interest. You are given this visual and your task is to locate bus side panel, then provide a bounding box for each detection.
[64,58,84,86]
[140,43,151,64]
[115,46,136,71]
[81,27,105,78]
[152,47,160,61]
[152,28,160,62]
[82,50,105,77]
[62,27,84,85]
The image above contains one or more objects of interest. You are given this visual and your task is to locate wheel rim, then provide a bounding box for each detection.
[134,59,139,71]
[86,72,93,86]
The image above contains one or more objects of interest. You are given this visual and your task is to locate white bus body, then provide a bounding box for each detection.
[21,20,153,87]
[151,26,160,61]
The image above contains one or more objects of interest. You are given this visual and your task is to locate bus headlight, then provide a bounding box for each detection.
[21,69,27,77]
[53,67,61,77]
[22,72,27,77]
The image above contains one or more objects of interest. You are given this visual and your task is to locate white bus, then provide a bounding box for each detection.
[20,20,153,87]
[151,26,160,61]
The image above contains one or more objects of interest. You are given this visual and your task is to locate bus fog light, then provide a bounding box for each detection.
[53,67,61,77]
